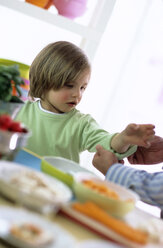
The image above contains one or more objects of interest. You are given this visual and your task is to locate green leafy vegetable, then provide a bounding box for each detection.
[0,64,25,102]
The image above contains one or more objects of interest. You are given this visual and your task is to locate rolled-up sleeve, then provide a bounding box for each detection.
[106,164,163,210]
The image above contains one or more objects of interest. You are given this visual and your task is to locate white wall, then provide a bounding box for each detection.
[79,0,163,175]
[0,0,163,176]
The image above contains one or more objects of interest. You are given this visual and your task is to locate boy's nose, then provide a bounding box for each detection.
[72,88,82,98]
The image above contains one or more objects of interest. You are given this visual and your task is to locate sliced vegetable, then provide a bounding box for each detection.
[72,201,148,245]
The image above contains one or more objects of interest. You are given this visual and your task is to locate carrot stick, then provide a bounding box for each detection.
[72,201,148,245]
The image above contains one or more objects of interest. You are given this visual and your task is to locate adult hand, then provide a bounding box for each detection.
[128,135,163,164]
[92,145,118,175]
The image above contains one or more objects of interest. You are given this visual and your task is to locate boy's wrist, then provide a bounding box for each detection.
[111,132,130,153]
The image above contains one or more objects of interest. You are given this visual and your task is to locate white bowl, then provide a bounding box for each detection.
[0,161,73,214]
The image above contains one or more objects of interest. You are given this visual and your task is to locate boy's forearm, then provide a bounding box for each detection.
[111,133,130,153]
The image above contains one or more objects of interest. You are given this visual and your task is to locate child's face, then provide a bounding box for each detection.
[41,69,90,113]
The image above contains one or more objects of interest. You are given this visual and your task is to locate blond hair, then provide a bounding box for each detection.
[29,41,91,99]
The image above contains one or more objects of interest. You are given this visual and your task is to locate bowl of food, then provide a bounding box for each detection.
[0,114,31,161]
[73,173,140,218]
[0,206,76,248]
[0,161,73,214]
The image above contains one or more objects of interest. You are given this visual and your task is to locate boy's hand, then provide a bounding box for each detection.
[111,123,155,153]
[122,123,155,148]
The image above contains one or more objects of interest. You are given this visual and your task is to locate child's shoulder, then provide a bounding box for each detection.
[24,100,38,107]
[16,100,38,117]
[73,109,95,121]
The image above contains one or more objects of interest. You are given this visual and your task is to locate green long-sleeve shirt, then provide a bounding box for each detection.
[15,101,137,163]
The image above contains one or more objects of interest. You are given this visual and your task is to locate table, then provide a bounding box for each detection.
[0,149,162,248]
[0,149,104,248]
[0,196,102,244]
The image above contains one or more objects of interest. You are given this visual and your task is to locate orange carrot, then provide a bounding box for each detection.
[82,180,119,200]
[72,201,148,245]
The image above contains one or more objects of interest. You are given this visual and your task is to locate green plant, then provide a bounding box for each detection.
[0,64,25,102]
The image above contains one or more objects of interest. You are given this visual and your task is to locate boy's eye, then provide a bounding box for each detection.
[65,84,73,88]
[81,86,87,91]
